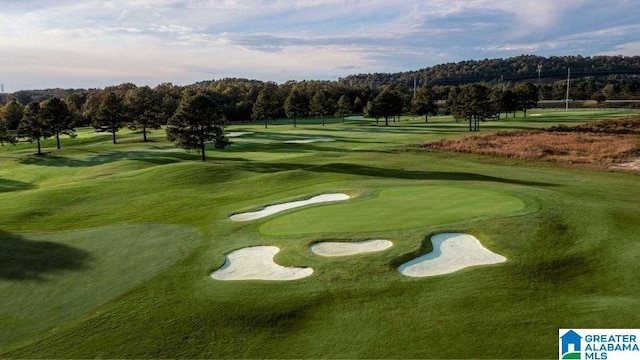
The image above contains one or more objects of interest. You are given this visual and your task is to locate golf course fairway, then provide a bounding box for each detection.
[0,224,201,346]
[1,111,640,359]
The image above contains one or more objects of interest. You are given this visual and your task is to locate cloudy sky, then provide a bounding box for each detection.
[1,0,639,92]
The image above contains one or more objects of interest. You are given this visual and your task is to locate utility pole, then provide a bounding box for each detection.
[565,68,571,111]
[413,76,417,100]
[537,64,543,100]
[537,64,542,86]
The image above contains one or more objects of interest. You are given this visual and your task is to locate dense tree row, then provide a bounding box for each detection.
[3,55,640,153]
[0,76,587,149]
[2,79,638,135]
[0,78,621,161]
[0,87,232,159]
[0,80,555,165]
[4,56,639,107]
[2,57,640,129]
[340,55,640,90]
[446,82,539,131]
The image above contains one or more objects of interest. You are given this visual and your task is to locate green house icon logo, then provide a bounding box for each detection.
[560,330,582,359]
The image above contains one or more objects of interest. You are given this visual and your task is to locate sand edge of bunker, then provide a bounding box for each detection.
[284,138,335,144]
[310,239,393,257]
[226,131,255,137]
[398,233,506,277]
[230,193,350,221]
[210,246,313,281]
[210,233,505,281]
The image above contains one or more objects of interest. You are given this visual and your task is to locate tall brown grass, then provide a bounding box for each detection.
[422,116,640,171]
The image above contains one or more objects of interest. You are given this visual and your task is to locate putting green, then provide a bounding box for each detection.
[259,185,526,235]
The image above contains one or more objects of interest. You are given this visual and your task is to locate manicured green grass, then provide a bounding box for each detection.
[1,110,639,358]
[259,185,526,235]
[0,224,201,348]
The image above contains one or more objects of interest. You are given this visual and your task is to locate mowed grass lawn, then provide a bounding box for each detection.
[1,111,639,358]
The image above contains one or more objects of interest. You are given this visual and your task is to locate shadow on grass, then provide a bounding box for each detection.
[236,161,557,187]
[0,179,36,193]
[19,150,202,167]
[227,141,388,156]
[518,216,602,285]
[0,231,93,280]
[389,233,437,270]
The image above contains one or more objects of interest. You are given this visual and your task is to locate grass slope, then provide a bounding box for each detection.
[0,225,201,348]
[1,110,639,358]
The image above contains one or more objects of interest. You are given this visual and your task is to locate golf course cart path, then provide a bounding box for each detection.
[398,233,506,277]
[284,138,335,144]
[230,193,350,221]
[211,246,313,281]
[310,239,393,257]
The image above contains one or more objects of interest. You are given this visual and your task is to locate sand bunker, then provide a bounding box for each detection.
[398,233,506,277]
[226,131,255,137]
[284,138,335,144]
[211,246,313,281]
[230,193,350,221]
[310,240,393,257]
[611,157,640,172]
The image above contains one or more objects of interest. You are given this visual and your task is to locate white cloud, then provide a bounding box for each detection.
[0,0,638,91]
[601,42,640,56]
[564,24,640,40]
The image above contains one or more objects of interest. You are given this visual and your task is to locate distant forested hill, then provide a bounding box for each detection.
[339,55,640,88]
[3,55,640,115]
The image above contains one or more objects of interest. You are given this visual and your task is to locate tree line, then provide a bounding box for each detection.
[340,54,640,95]
[1,76,544,158]
[1,75,638,140]
[2,55,640,157]
[0,86,233,160]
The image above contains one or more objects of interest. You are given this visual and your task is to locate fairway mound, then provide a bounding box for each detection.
[226,131,255,137]
[211,246,313,281]
[230,193,350,221]
[398,233,506,277]
[310,239,393,257]
[284,138,335,144]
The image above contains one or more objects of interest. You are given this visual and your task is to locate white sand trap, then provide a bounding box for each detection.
[226,131,255,137]
[311,240,393,257]
[284,138,335,144]
[398,233,506,277]
[211,246,313,281]
[230,193,350,221]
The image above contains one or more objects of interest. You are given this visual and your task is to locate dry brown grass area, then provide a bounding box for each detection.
[422,116,640,172]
